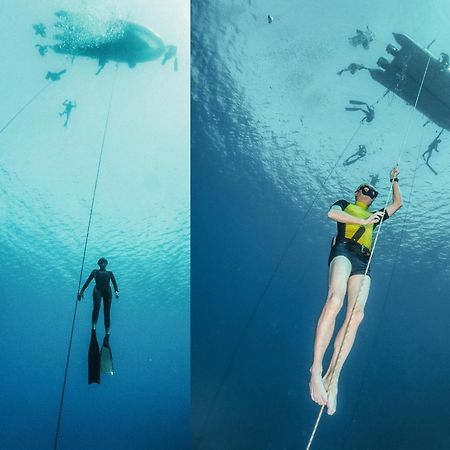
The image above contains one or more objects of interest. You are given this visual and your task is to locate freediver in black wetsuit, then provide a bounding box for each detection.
[337,63,367,76]
[345,100,375,123]
[78,257,119,335]
[348,27,374,50]
[45,70,67,81]
[343,144,367,166]
[33,23,47,37]
[59,100,76,127]
[422,130,444,175]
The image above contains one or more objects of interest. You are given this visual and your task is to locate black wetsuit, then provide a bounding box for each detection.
[81,270,119,329]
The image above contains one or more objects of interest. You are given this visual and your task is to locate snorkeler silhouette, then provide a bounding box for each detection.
[33,23,47,37]
[349,27,374,49]
[59,100,77,127]
[337,63,367,76]
[345,100,375,123]
[45,69,67,81]
[422,130,443,175]
[343,145,367,166]
[35,44,48,56]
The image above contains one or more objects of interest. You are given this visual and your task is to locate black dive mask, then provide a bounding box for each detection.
[360,185,378,199]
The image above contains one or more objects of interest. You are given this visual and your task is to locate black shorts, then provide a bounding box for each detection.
[328,242,371,276]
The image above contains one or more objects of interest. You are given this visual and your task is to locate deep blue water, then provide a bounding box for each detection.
[0,1,189,449]
[192,1,450,449]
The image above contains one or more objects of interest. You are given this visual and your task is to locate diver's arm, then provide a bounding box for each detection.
[328,206,383,225]
[80,270,95,294]
[385,167,403,217]
[385,180,402,216]
[110,272,119,298]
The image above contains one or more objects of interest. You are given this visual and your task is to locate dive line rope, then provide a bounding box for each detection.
[0,82,52,135]
[53,65,118,450]
[196,121,364,448]
[305,54,432,450]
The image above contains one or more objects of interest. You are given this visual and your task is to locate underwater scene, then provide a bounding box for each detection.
[0,0,189,449]
[192,1,450,449]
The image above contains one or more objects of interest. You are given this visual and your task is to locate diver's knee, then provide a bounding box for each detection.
[324,292,344,316]
[350,309,364,325]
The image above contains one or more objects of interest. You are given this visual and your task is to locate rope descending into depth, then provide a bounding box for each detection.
[53,66,119,450]
[0,82,52,135]
[305,54,432,450]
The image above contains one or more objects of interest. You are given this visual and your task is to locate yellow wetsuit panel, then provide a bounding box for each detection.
[331,199,388,251]
[342,202,373,249]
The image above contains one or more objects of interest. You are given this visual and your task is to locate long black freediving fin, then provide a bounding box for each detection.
[100,334,114,375]
[88,329,101,384]
[349,100,368,105]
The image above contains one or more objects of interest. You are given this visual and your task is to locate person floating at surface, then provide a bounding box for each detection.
[33,23,47,37]
[348,26,374,49]
[59,100,77,127]
[45,69,67,81]
[337,63,366,76]
[345,100,375,123]
[343,144,367,166]
[78,258,119,335]
[35,44,48,56]
[309,167,402,415]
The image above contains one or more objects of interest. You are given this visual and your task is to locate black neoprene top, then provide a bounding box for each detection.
[81,269,119,292]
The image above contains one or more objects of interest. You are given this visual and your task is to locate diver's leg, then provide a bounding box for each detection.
[96,61,106,75]
[92,288,101,330]
[323,273,371,415]
[103,289,112,334]
[309,256,352,406]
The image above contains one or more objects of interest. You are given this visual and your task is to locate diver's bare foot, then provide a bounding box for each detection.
[325,382,338,415]
[309,373,328,406]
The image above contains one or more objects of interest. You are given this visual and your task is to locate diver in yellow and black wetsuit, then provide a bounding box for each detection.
[309,166,402,416]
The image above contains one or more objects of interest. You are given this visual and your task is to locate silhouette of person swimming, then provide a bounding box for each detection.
[35,44,48,56]
[46,70,67,81]
[422,130,444,175]
[59,100,77,127]
[345,100,375,123]
[369,174,379,187]
[349,27,374,49]
[343,145,367,166]
[33,23,47,37]
[337,63,366,76]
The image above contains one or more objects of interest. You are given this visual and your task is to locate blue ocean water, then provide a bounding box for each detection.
[192,1,450,449]
[0,1,189,449]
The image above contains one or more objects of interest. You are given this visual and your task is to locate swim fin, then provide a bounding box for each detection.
[88,330,101,384]
[100,335,114,375]
[345,107,363,112]
[349,100,368,105]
